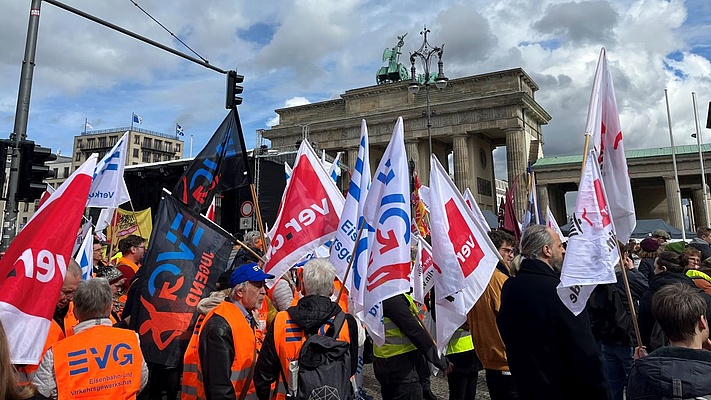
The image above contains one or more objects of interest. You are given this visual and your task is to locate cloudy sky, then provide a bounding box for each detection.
[1,0,710,181]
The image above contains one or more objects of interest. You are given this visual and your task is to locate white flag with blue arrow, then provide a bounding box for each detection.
[87,132,131,208]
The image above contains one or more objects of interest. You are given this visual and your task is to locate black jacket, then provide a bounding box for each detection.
[497,258,610,400]
[638,257,657,282]
[688,238,711,261]
[638,271,696,348]
[627,346,711,399]
[253,295,358,400]
[230,247,263,271]
[198,305,255,400]
[589,269,648,346]
[372,294,450,386]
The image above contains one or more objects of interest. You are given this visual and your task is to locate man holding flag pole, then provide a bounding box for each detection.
[362,118,452,400]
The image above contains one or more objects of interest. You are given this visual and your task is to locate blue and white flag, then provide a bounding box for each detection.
[75,226,94,280]
[133,113,142,124]
[329,120,371,312]
[88,132,131,208]
[361,117,411,345]
[285,162,293,183]
[327,152,343,184]
[176,123,184,136]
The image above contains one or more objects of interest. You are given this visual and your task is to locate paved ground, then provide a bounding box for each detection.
[361,364,490,400]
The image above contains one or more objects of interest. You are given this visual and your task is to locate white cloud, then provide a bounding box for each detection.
[266,96,311,127]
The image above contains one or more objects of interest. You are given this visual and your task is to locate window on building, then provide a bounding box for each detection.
[134,135,140,144]
[63,167,69,178]
[77,139,83,149]
[153,154,161,162]
[98,137,106,147]
[142,151,150,163]
[133,148,139,158]
[164,155,171,161]
[176,144,181,153]
[155,140,162,151]
[87,138,95,148]
[166,143,172,152]
[21,217,27,226]
[143,138,152,148]
[109,136,118,146]
[23,202,29,212]
[75,153,81,161]
[53,168,58,178]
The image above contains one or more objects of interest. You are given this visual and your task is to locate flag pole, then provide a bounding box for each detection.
[250,184,266,249]
[127,200,145,240]
[130,112,134,132]
[84,118,87,135]
[107,209,119,264]
[692,91,710,227]
[235,238,265,263]
[589,148,644,347]
[336,219,366,301]
[665,89,686,240]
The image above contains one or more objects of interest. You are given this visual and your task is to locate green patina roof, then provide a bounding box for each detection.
[533,143,711,168]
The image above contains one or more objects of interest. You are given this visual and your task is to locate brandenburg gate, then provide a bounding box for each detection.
[262,67,552,213]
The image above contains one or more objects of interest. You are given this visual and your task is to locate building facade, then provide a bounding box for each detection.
[73,127,183,170]
[263,68,551,213]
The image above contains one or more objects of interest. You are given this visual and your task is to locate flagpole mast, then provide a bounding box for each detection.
[336,220,366,301]
[130,112,134,132]
[692,91,710,227]
[84,118,87,135]
[664,89,686,240]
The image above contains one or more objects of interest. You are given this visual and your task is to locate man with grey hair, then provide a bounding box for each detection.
[254,258,359,400]
[33,279,148,399]
[497,225,609,400]
[230,230,264,271]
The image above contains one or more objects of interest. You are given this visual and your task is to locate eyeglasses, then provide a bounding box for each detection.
[248,281,266,289]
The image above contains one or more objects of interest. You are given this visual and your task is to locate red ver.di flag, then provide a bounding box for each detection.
[428,154,501,354]
[264,139,344,286]
[0,155,97,364]
[132,190,234,367]
[361,117,411,345]
[586,47,636,242]
[557,150,619,316]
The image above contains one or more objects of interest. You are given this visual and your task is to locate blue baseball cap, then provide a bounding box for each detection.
[228,262,274,287]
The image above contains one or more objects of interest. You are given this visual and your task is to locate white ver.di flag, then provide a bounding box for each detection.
[88,132,130,208]
[410,235,440,305]
[429,154,501,354]
[586,48,636,242]
[546,205,565,242]
[361,117,411,346]
[463,188,491,233]
[329,120,371,312]
[557,150,619,316]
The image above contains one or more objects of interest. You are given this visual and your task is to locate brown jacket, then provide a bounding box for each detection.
[467,263,509,371]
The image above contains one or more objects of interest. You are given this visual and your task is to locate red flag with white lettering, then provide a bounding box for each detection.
[263,140,344,286]
[428,154,501,354]
[0,155,97,364]
[37,184,55,208]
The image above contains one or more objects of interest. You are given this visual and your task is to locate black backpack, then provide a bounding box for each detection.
[294,311,352,400]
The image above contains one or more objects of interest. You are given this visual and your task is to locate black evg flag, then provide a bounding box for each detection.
[133,189,235,367]
[173,108,251,214]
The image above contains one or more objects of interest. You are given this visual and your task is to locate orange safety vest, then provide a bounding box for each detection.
[16,320,66,384]
[271,309,351,400]
[181,301,257,400]
[64,303,117,336]
[332,279,349,313]
[53,325,142,399]
[256,297,270,349]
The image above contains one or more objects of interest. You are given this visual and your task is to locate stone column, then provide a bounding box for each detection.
[452,135,470,192]
[405,140,421,177]
[505,128,527,220]
[664,176,684,229]
[537,183,550,222]
[345,147,358,190]
[692,186,709,229]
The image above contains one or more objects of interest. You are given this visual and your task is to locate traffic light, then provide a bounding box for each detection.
[16,140,56,202]
[226,70,244,109]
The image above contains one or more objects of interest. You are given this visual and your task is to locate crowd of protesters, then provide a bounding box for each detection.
[4,226,711,400]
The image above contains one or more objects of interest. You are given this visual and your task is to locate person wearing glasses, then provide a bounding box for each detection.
[182,262,274,400]
[115,235,147,292]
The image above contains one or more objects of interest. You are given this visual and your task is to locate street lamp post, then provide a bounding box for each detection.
[408,26,448,156]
